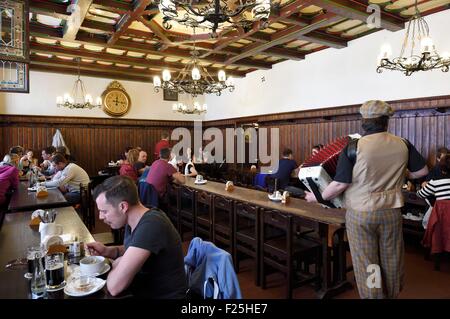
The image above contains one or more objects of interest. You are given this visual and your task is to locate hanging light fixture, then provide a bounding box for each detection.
[56,58,102,109]
[376,0,450,76]
[158,0,271,37]
[153,29,235,97]
[172,101,207,114]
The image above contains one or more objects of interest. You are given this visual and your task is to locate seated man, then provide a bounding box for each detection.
[146,148,185,198]
[134,150,149,176]
[85,176,187,298]
[270,148,304,197]
[43,154,90,205]
[426,147,448,181]
[40,146,56,176]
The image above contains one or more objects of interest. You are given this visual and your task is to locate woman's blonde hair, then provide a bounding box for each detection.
[126,148,140,166]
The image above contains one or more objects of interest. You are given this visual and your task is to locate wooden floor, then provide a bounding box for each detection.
[91,215,450,299]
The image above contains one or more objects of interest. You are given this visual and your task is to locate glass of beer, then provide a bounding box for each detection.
[45,252,65,290]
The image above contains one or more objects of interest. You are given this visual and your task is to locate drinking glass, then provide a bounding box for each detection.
[45,252,65,290]
[25,245,45,279]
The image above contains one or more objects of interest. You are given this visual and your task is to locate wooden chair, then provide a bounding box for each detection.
[179,187,196,241]
[79,182,95,230]
[212,195,234,254]
[233,201,260,286]
[260,208,322,298]
[166,184,180,233]
[195,191,213,240]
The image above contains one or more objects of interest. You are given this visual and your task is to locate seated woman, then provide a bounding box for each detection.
[417,154,450,228]
[119,148,140,182]
[20,149,38,174]
[0,154,20,207]
[184,153,198,177]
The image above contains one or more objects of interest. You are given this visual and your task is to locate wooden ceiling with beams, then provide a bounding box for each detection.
[28,0,450,82]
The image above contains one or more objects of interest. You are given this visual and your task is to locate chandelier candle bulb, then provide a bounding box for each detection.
[162,70,171,81]
[420,37,434,53]
[153,76,161,88]
[191,67,201,81]
[218,70,226,82]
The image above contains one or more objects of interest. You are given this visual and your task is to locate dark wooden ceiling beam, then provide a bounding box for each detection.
[310,0,404,31]
[63,0,94,41]
[225,13,342,65]
[30,0,70,20]
[263,47,305,60]
[297,30,347,49]
[30,41,246,78]
[30,64,152,83]
[205,0,314,58]
[31,55,160,78]
[107,0,152,45]
[74,30,271,69]
[91,0,133,13]
[137,16,171,45]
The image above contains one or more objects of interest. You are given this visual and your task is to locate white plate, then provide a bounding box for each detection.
[64,277,106,297]
[28,186,56,191]
[268,194,282,202]
[195,180,207,185]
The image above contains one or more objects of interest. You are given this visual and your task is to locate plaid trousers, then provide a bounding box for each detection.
[345,208,404,299]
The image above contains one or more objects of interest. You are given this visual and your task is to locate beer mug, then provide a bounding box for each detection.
[45,252,65,290]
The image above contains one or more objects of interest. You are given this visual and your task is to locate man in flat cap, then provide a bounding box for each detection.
[306,100,428,298]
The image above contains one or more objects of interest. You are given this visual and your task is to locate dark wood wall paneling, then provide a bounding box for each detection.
[0,116,194,176]
[203,95,450,167]
[1,95,449,175]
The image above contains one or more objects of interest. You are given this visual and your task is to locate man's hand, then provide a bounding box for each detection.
[85,242,108,257]
[305,191,318,203]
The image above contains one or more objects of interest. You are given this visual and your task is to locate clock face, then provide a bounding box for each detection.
[103,90,130,116]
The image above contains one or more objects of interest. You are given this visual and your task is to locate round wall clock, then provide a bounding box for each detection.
[101,81,131,117]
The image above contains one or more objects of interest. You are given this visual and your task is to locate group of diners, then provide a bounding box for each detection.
[1,144,90,208]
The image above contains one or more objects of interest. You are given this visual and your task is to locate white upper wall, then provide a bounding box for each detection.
[0,71,205,121]
[205,10,450,120]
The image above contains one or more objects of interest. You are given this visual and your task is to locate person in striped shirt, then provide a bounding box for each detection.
[417,154,450,202]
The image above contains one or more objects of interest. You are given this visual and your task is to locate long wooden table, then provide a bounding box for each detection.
[0,207,111,299]
[8,182,71,212]
[183,177,350,299]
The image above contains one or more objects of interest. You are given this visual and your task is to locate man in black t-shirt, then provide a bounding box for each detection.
[86,176,187,298]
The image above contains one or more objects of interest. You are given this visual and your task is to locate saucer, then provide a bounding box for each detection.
[268,194,282,202]
[46,281,66,292]
[195,180,207,185]
[89,263,111,277]
[71,263,111,277]
[64,277,106,297]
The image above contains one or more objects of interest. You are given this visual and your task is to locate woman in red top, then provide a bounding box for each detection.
[119,148,139,182]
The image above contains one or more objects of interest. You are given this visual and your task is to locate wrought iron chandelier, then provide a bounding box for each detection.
[172,101,207,114]
[153,31,235,97]
[56,58,102,109]
[158,0,271,36]
[376,0,450,76]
